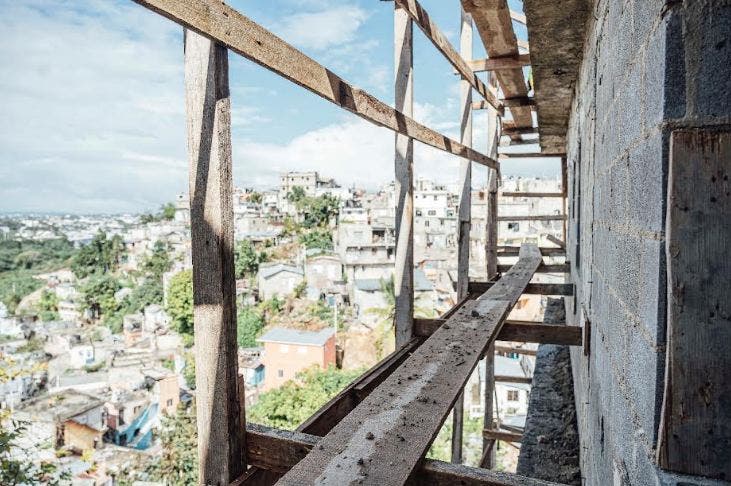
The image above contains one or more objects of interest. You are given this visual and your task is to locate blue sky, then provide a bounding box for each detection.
[0,0,557,214]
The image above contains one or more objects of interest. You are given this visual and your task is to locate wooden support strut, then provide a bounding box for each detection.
[482,428,524,443]
[185,31,246,484]
[393,0,504,115]
[468,54,531,72]
[276,245,543,485]
[473,97,535,110]
[243,423,565,486]
[414,318,583,346]
[470,281,574,296]
[497,214,567,222]
[132,0,498,169]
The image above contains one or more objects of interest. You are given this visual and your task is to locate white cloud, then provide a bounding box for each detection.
[276,6,369,51]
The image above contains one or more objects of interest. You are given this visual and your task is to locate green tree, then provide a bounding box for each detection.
[297,194,339,229]
[37,290,59,322]
[249,192,263,204]
[146,406,198,485]
[80,274,121,322]
[161,202,176,221]
[237,306,265,348]
[166,270,194,336]
[142,241,172,279]
[234,240,266,278]
[286,186,306,204]
[183,351,196,389]
[71,231,124,279]
[298,229,333,251]
[0,271,42,315]
[248,366,364,430]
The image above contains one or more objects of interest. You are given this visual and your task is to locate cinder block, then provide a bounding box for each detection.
[696,6,731,118]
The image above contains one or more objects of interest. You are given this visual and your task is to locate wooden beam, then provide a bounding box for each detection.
[468,54,531,72]
[498,322,583,346]
[185,31,245,484]
[462,0,532,131]
[393,5,415,348]
[494,375,533,384]
[473,97,535,111]
[498,263,569,273]
[132,0,498,169]
[497,214,567,222]
[277,245,542,485]
[393,0,503,115]
[483,428,523,443]
[497,246,565,257]
[502,126,538,136]
[501,192,565,198]
[510,10,527,25]
[499,152,565,159]
[657,129,731,480]
[243,423,565,486]
[546,234,566,249]
[495,345,537,356]
[468,281,574,296]
[415,318,582,346]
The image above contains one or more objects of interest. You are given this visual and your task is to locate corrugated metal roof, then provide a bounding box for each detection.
[258,263,303,280]
[257,327,335,346]
[353,269,434,292]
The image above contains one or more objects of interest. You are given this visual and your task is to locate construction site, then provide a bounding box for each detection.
[123,0,730,485]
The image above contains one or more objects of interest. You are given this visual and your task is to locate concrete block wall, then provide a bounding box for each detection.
[565,0,731,484]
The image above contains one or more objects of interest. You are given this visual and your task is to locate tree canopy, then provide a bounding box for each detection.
[234,240,267,278]
[166,270,194,336]
[71,231,124,279]
[248,366,363,429]
[146,406,198,485]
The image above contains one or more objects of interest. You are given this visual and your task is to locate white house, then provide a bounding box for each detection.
[257,263,304,300]
[69,344,95,369]
[304,253,343,300]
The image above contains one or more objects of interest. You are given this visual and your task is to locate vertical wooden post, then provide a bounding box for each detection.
[394,4,414,349]
[452,6,472,465]
[185,30,246,485]
[481,71,499,470]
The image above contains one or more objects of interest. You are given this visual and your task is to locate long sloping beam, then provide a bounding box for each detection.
[468,54,531,72]
[393,0,503,115]
[461,0,533,130]
[278,245,542,485]
[244,424,565,486]
[131,0,498,169]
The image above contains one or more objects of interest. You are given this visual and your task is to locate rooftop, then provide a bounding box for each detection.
[257,327,335,347]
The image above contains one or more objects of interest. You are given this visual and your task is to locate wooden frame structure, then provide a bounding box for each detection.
[129,0,575,484]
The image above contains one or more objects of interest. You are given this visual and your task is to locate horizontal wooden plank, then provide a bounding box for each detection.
[132,0,497,169]
[468,54,531,72]
[501,192,565,198]
[482,428,524,443]
[498,214,566,222]
[498,152,565,158]
[495,345,537,356]
[244,423,564,486]
[415,319,582,346]
[494,375,533,385]
[277,245,542,485]
[468,281,574,296]
[497,246,565,256]
[498,322,583,346]
[394,0,503,114]
[473,97,535,110]
[502,127,539,136]
[498,263,569,273]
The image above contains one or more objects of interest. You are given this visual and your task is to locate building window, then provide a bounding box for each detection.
[425,221,430,227]
[507,390,519,401]
[167,399,173,407]
[427,210,436,216]
[508,222,519,231]
[277,369,284,378]
[416,210,422,216]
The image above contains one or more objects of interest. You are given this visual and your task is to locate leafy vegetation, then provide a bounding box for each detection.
[146,406,198,485]
[234,240,267,278]
[79,274,121,322]
[0,271,42,315]
[36,290,59,321]
[140,202,176,224]
[237,306,265,348]
[248,366,364,429]
[166,270,194,336]
[287,187,339,229]
[71,231,124,279]
[298,229,333,251]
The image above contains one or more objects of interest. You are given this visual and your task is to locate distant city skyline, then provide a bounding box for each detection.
[0,0,553,214]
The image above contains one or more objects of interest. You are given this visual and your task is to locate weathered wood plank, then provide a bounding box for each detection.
[497,246,565,256]
[494,375,533,385]
[499,152,565,159]
[498,263,569,273]
[497,214,566,222]
[474,97,535,110]
[132,0,498,168]
[452,7,474,463]
[244,423,564,486]
[276,245,542,485]
[414,318,582,346]
[495,345,537,356]
[468,54,531,72]
[547,234,566,249]
[393,0,503,114]
[393,4,415,348]
[657,129,731,480]
[469,282,574,296]
[185,31,245,484]
[501,192,565,198]
[483,428,524,443]
[461,0,532,130]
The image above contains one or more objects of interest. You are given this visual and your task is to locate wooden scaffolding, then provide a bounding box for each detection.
[130,0,581,484]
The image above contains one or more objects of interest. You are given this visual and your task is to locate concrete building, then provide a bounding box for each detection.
[304,252,344,300]
[257,327,336,390]
[257,263,304,300]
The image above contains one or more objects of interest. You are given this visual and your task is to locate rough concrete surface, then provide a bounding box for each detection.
[517,298,581,485]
